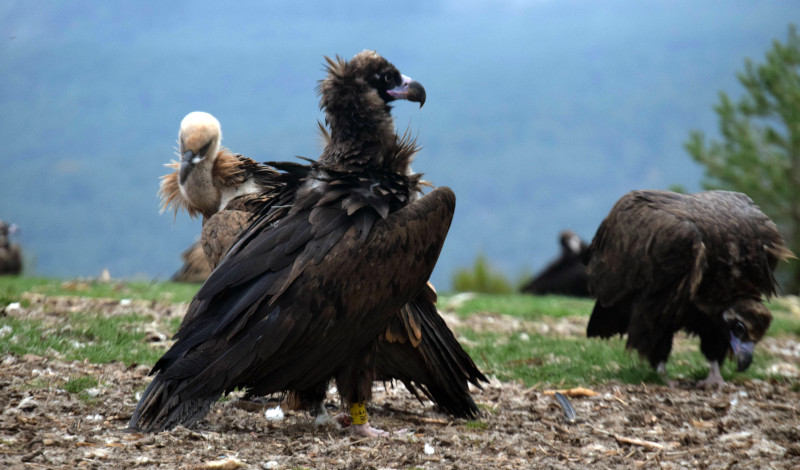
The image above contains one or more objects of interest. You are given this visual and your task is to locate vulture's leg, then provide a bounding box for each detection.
[286,382,332,425]
[649,331,675,387]
[696,326,728,389]
[335,340,390,437]
[656,362,676,388]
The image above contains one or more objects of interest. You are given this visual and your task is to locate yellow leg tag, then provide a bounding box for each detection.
[349,402,368,425]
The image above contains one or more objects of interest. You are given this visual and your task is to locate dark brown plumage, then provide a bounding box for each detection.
[521,230,590,297]
[260,159,486,422]
[586,190,793,387]
[373,281,486,418]
[131,51,476,436]
[0,220,22,275]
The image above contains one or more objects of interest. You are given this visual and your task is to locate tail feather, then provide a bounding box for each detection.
[376,288,488,419]
[586,300,630,338]
[128,373,221,432]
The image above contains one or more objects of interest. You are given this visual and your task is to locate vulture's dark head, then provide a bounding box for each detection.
[559,230,586,257]
[344,50,425,107]
[358,54,425,108]
[722,299,772,372]
[178,111,222,185]
[318,51,425,131]
[0,221,17,249]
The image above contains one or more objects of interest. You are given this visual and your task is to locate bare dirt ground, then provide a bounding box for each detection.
[2,295,800,469]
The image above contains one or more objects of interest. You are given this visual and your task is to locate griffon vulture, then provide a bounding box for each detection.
[160,111,279,280]
[585,190,793,387]
[131,50,478,437]
[521,230,590,297]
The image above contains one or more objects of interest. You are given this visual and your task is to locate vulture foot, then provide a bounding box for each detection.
[351,423,389,438]
[656,362,677,388]
[696,361,726,389]
[350,423,407,438]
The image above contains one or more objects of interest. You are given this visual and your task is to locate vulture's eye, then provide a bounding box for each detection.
[732,321,747,339]
[383,72,395,84]
[199,140,213,157]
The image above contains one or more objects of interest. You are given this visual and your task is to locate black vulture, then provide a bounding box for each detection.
[160,107,486,422]
[585,190,793,387]
[0,220,22,275]
[521,230,590,297]
[131,50,481,437]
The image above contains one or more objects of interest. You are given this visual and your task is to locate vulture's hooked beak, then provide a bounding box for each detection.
[387,74,426,108]
[730,332,754,372]
[179,150,203,185]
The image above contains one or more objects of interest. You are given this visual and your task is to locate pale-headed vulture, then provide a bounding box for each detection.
[160,111,279,278]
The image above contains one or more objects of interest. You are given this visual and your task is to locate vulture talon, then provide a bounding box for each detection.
[695,361,726,389]
[351,423,389,438]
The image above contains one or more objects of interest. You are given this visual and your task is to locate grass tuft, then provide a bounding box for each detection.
[0,313,167,365]
[63,375,99,394]
[465,420,488,430]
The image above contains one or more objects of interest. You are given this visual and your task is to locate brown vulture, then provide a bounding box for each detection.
[131,50,484,437]
[585,190,793,387]
[520,230,590,297]
[0,220,22,275]
[171,241,212,283]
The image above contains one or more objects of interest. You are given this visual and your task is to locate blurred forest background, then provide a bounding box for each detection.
[1,1,799,290]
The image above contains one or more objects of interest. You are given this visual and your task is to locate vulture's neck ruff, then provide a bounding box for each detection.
[317,53,417,175]
[296,52,426,226]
